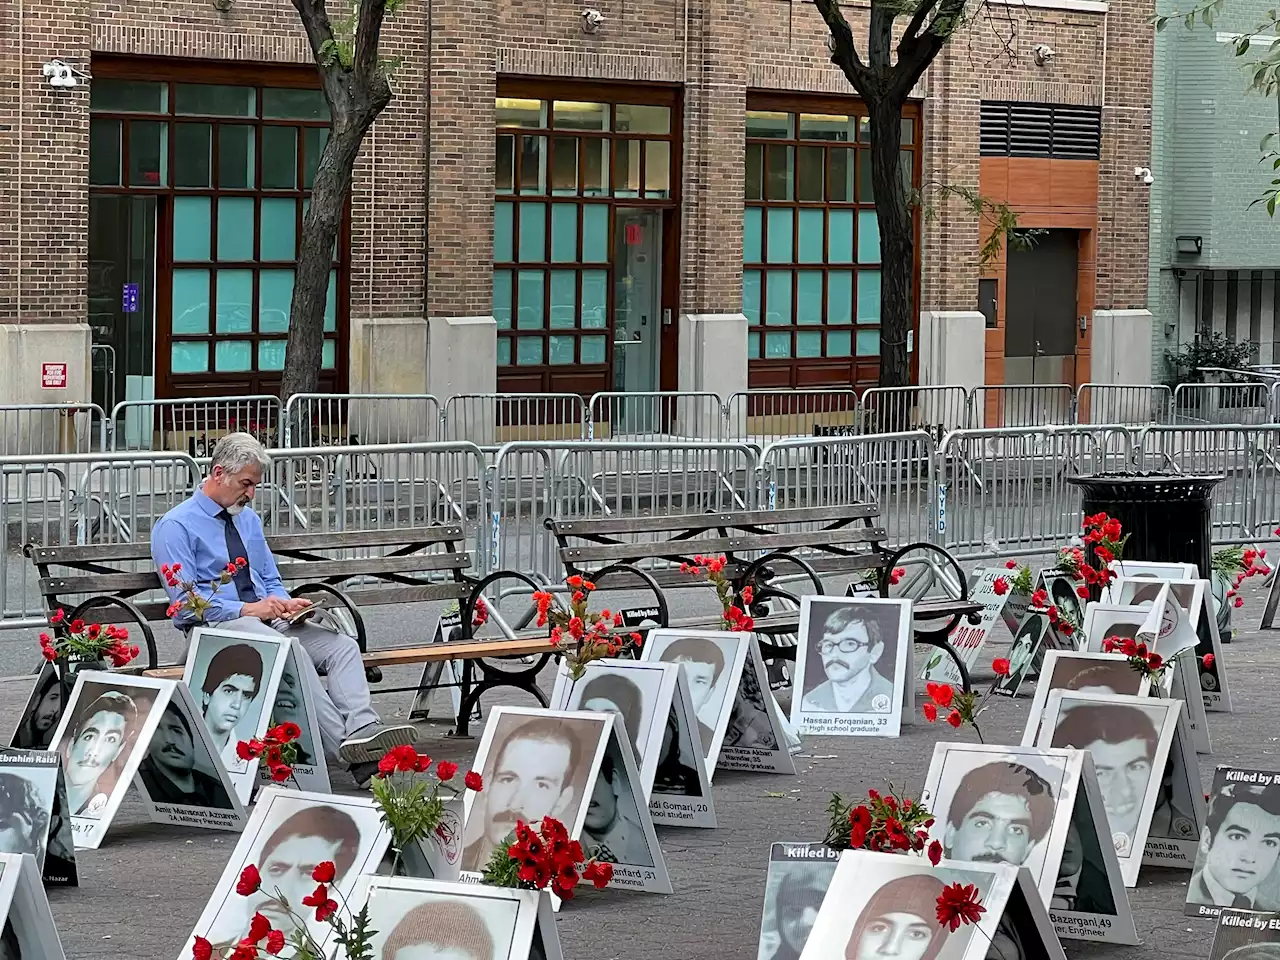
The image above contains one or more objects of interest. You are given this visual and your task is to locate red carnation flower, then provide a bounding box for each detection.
[436,760,459,781]
[465,770,484,791]
[928,840,943,865]
[992,657,1011,677]
[991,577,1009,596]
[936,882,986,932]
[922,702,938,722]
[236,864,262,895]
[311,861,336,884]
[192,937,213,960]
[266,929,286,955]
[946,710,963,728]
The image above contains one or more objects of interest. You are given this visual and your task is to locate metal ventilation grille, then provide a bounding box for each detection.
[980,101,1101,159]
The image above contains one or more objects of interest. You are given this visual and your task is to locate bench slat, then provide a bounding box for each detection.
[561,526,888,562]
[549,504,878,536]
[144,636,556,680]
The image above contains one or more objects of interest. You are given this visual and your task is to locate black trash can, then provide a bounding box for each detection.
[1066,473,1224,581]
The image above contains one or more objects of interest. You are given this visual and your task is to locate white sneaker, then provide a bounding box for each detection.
[339,722,418,764]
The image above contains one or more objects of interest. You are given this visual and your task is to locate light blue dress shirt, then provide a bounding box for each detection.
[150,489,289,628]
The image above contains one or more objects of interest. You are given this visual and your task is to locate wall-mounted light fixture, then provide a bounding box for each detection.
[1175,235,1203,255]
[212,0,234,10]
[42,60,91,88]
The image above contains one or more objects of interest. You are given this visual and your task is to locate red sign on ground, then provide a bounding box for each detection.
[40,362,68,389]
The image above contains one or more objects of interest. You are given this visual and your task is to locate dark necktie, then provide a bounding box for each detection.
[1233,894,1253,909]
[218,510,258,603]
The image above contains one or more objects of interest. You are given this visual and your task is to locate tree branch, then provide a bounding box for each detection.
[901,0,941,45]
[811,0,873,93]
[291,0,337,65]
[867,0,896,74]
[893,0,965,98]
[353,0,389,83]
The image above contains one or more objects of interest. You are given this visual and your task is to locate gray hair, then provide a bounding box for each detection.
[210,433,271,475]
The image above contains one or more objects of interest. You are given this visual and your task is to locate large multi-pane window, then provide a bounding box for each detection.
[744,95,920,384]
[89,65,344,395]
[493,85,678,389]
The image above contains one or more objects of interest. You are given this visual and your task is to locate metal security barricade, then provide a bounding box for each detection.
[90,344,117,419]
[1132,425,1259,543]
[488,441,759,580]
[0,403,106,455]
[110,395,283,457]
[588,391,724,442]
[1075,384,1172,426]
[759,432,936,548]
[936,426,1126,559]
[1172,382,1274,426]
[1,451,202,628]
[860,386,968,443]
[722,389,859,446]
[969,384,1075,429]
[441,394,586,449]
[282,393,442,447]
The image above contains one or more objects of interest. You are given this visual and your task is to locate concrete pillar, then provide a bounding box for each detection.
[429,315,497,444]
[678,313,747,438]
[1088,308,1156,424]
[918,310,984,429]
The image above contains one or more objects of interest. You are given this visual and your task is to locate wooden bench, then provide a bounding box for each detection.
[25,527,555,736]
[545,504,983,690]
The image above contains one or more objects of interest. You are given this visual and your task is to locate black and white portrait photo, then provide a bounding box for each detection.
[1187,770,1280,917]
[757,844,838,960]
[1045,574,1084,638]
[651,709,700,799]
[1020,652,1149,746]
[51,679,156,822]
[460,711,606,874]
[10,666,65,751]
[1208,909,1280,960]
[0,766,52,868]
[370,890,519,960]
[1052,791,1118,918]
[644,632,745,758]
[186,789,389,954]
[1081,605,1145,653]
[553,662,663,767]
[994,613,1052,697]
[184,631,286,775]
[793,598,908,738]
[136,697,234,811]
[1040,694,1174,863]
[271,653,316,767]
[724,654,778,752]
[581,742,653,868]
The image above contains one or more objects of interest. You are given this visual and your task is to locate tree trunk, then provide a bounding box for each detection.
[868,96,913,390]
[279,123,367,403]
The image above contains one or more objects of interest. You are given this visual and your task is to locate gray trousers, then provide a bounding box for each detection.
[212,616,380,762]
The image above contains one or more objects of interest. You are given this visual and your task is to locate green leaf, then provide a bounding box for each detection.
[1239,37,1251,53]
[1269,194,1277,216]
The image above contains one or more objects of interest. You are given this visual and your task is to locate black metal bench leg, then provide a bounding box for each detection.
[913,630,973,694]
[450,655,552,738]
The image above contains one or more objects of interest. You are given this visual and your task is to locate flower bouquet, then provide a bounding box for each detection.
[680,554,757,631]
[237,723,303,784]
[39,608,139,669]
[162,557,248,623]
[533,577,642,680]
[481,815,613,901]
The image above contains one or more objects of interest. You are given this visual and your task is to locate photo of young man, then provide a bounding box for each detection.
[757,859,835,960]
[1188,784,1280,912]
[997,615,1048,695]
[938,760,1056,873]
[724,661,777,750]
[1052,807,1116,916]
[0,771,50,864]
[651,711,700,798]
[1049,703,1161,857]
[269,657,315,767]
[192,641,268,773]
[800,603,898,714]
[136,702,234,810]
[570,672,647,762]
[11,668,64,750]
[55,685,151,819]
[203,802,365,949]
[375,898,511,960]
[1048,575,1084,635]
[461,714,601,873]
[652,636,735,748]
[581,749,652,867]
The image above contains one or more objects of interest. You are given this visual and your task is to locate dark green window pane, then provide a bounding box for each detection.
[304,128,329,189]
[89,119,122,186]
[176,83,255,117]
[91,79,167,114]
[519,136,547,195]
[797,146,824,202]
[745,143,764,201]
[828,148,853,203]
[582,140,609,197]
[262,127,298,189]
[765,145,793,201]
[551,137,578,196]
[174,123,212,188]
[857,151,874,203]
[613,140,640,197]
[496,135,516,194]
[262,88,328,120]
[128,122,167,186]
[218,126,255,189]
[901,118,915,145]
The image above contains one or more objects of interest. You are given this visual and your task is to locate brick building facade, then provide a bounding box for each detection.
[0,0,1157,423]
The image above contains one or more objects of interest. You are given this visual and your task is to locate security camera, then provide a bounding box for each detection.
[1134,166,1154,185]
[42,60,76,88]
[582,8,604,32]
[1032,43,1055,65]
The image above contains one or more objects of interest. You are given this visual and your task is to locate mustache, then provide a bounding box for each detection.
[971,853,1010,863]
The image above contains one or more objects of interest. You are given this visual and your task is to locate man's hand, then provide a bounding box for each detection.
[281,597,313,614]
[242,598,289,620]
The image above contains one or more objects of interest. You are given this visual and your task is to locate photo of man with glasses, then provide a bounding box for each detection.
[799,602,898,714]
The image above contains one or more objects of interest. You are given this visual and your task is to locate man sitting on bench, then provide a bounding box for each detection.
[151,432,417,787]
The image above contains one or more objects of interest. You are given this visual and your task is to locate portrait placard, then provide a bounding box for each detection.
[0,748,77,887]
[255,638,331,795]
[757,843,839,960]
[134,681,247,833]
[1140,694,1207,869]
[1186,766,1280,919]
[719,638,796,774]
[550,659,716,827]
[1108,560,1199,580]
[1043,570,1087,649]
[1019,651,1151,746]
[46,671,167,850]
[640,629,751,770]
[0,852,68,959]
[918,740,1139,945]
[459,708,610,879]
[341,875,563,960]
[993,608,1056,698]
[792,597,910,738]
[1209,909,1280,959]
[9,663,67,752]
[1033,690,1184,886]
[919,568,1012,686]
[1081,603,1147,651]
[799,850,1066,960]
[183,626,290,805]
[180,787,391,958]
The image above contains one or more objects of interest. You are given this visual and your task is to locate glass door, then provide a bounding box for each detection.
[612,208,662,432]
[88,195,157,438]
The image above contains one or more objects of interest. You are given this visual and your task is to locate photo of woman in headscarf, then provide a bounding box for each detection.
[844,874,953,960]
